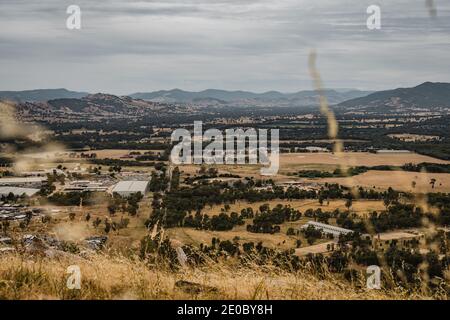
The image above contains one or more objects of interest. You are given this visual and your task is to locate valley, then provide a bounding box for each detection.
[1,82,450,300]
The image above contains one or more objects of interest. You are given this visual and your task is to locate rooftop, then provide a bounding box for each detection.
[0,177,48,184]
[0,187,40,197]
[112,181,149,193]
[302,221,354,234]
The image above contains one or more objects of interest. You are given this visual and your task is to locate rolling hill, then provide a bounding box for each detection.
[14,93,174,120]
[0,88,89,102]
[338,82,450,111]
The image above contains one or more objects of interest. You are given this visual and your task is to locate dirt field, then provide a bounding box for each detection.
[279,152,450,168]
[178,152,450,182]
[317,170,450,193]
[295,241,334,256]
[166,225,303,250]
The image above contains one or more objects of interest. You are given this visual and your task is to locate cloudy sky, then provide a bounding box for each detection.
[0,0,449,94]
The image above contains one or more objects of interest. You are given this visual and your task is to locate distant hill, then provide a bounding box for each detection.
[14,93,175,119]
[130,88,372,106]
[131,89,280,102]
[1,87,372,107]
[338,82,450,111]
[0,88,89,102]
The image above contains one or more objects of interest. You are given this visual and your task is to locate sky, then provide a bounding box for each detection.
[0,0,449,94]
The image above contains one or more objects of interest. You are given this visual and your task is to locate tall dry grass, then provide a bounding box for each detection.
[0,252,438,300]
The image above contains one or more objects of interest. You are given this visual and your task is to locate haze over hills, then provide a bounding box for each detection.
[3,82,450,113]
[338,82,450,111]
[0,88,88,102]
[130,88,373,106]
[1,87,371,107]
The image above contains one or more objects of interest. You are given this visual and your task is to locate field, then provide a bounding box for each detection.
[279,152,450,167]
[179,151,450,177]
[317,170,450,193]
[166,226,303,250]
[295,241,334,256]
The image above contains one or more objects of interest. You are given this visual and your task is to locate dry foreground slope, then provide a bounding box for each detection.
[0,253,434,300]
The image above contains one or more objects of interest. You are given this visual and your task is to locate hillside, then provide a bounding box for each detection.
[0,253,430,300]
[14,93,175,120]
[0,89,88,102]
[338,82,450,111]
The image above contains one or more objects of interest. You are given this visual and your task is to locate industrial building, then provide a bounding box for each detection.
[0,187,40,197]
[0,177,47,188]
[301,221,354,239]
[63,181,109,193]
[111,181,150,197]
[375,149,412,154]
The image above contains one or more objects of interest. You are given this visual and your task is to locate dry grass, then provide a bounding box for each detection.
[0,252,433,300]
[280,152,450,167]
[166,226,307,250]
[317,170,450,193]
[178,152,450,186]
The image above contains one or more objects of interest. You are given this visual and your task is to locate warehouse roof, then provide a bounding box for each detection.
[0,187,40,197]
[112,181,149,194]
[301,221,353,235]
[0,177,48,184]
[376,149,411,154]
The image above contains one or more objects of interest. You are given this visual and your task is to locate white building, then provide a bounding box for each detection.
[0,177,47,188]
[0,186,40,197]
[301,221,354,239]
[63,181,108,193]
[111,181,150,197]
[376,149,412,154]
[305,146,329,152]
[20,169,66,177]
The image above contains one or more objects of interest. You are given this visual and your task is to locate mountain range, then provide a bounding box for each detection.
[1,88,371,106]
[129,88,373,106]
[2,82,450,112]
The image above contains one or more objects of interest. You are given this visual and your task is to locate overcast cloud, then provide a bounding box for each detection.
[0,0,449,94]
